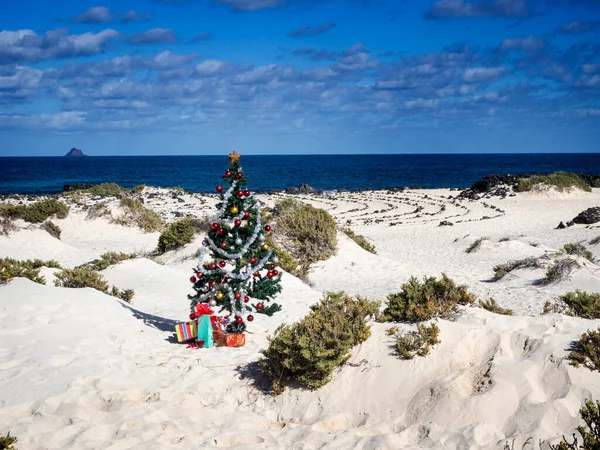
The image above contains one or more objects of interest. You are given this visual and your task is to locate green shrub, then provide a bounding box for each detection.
[0,257,62,285]
[42,220,61,239]
[156,217,197,254]
[479,298,513,315]
[117,198,164,233]
[0,199,68,224]
[516,172,591,193]
[540,259,579,286]
[395,322,441,360]
[569,327,600,372]
[273,200,337,264]
[79,252,136,271]
[0,432,18,450]
[259,291,379,395]
[550,400,600,449]
[343,228,376,254]
[466,237,488,254]
[564,243,595,263]
[131,184,146,194]
[110,286,135,303]
[544,291,600,319]
[381,274,476,322]
[86,202,112,220]
[54,267,110,292]
[492,257,542,281]
[86,182,127,196]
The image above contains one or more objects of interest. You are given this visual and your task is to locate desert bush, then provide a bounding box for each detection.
[42,220,61,239]
[0,199,68,224]
[86,182,127,196]
[0,217,16,236]
[381,274,476,322]
[590,236,600,246]
[544,291,600,319]
[86,202,112,220]
[569,327,600,372]
[343,228,377,254]
[0,432,18,450]
[259,291,379,395]
[79,252,136,271]
[564,243,595,263]
[516,172,591,193]
[479,298,513,315]
[395,322,441,360]
[131,184,146,194]
[466,237,488,253]
[539,259,579,285]
[272,199,337,264]
[118,198,164,233]
[54,267,110,292]
[156,217,196,254]
[0,257,62,285]
[492,257,542,281]
[110,286,135,303]
[550,400,600,449]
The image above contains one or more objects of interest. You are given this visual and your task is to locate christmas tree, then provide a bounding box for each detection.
[189,151,282,334]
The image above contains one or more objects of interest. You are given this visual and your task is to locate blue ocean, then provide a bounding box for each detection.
[1,153,599,195]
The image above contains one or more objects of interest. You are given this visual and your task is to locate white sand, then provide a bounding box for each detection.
[1,187,600,449]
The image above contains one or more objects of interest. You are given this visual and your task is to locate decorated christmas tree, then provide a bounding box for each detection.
[189,151,282,334]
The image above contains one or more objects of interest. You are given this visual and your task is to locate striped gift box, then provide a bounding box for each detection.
[175,320,198,342]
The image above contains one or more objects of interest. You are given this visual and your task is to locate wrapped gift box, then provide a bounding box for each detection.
[215,332,245,347]
[175,321,198,343]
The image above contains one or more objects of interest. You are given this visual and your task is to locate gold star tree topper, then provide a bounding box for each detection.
[228,150,241,164]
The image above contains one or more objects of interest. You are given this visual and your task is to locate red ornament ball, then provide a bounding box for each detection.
[196,272,202,278]
[264,225,272,232]
[209,280,216,287]
[190,276,197,283]
[244,211,250,218]
[189,313,196,320]
[225,170,232,177]
[210,263,217,270]
[237,190,244,198]
[220,241,227,249]
[244,190,250,197]
[273,270,279,276]
[217,228,224,235]
[234,219,241,227]
[253,271,260,277]
[218,260,226,268]
[234,292,241,300]
[216,185,223,193]
[250,257,257,264]
[235,173,243,179]
[269,263,275,270]
[211,222,219,230]
[256,302,264,311]
[247,315,254,322]
[244,296,249,303]
[267,272,273,279]
[235,316,243,324]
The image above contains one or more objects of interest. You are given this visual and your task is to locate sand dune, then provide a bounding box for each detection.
[1,187,600,449]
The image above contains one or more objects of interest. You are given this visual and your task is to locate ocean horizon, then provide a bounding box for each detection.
[2,153,600,195]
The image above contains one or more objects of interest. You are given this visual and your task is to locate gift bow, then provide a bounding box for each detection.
[191,303,215,319]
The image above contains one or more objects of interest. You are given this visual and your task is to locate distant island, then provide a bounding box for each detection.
[65,148,87,157]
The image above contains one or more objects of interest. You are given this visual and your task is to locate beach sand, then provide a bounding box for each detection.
[1,186,600,449]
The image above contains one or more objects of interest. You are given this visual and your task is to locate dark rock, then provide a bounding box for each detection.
[63,183,95,192]
[556,221,566,229]
[298,184,315,194]
[567,220,575,227]
[572,207,600,225]
[285,186,300,194]
[439,221,454,226]
[65,148,87,157]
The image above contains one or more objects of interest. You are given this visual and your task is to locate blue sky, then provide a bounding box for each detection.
[1,0,599,155]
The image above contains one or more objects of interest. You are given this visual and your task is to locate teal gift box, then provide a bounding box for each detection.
[197,315,214,348]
